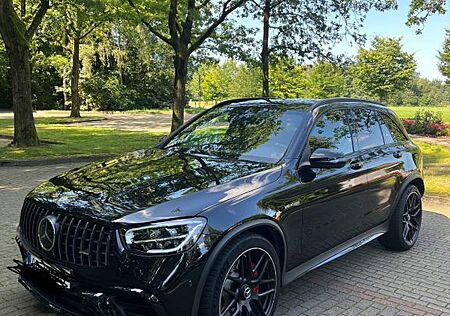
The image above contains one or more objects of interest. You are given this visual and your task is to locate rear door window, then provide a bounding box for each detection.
[353,109,384,150]
[378,112,408,143]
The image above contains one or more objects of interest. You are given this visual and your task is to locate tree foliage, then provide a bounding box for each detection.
[406,0,448,32]
[125,0,247,131]
[350,37,416,102]
[249,0,397,96]
[389,75,450,106]
[190,58,349,100]
[1,0,449,150]
[438,29,450,82]
[81,24,174,110]
[188,60,262,101]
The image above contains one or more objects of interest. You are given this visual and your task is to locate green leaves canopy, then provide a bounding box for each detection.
[438,29,450,83]
[350,37,416,103]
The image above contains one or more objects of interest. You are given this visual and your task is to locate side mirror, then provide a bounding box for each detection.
[310,148,347,169]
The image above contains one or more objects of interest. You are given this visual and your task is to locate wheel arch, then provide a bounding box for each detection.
[390,173,425,220]
[409,177,425,197]
[191,218,287,316]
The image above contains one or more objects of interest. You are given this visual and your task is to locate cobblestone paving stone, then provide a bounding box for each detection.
[1,164,449,316]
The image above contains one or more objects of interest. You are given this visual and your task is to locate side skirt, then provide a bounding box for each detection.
[283,221,389,285]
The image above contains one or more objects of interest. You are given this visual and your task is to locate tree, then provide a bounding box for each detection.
[55,0,110,117]
[406,0,448,32]
[438,29,450,83]
[350,37,416,103]
[249,0,396,97]
[80,22,174,111]
[269,57,305,98]
[0,42,11,108]
[127,0,246,131]
[228,63,261,98]
[389,75,450,106]
[0,0,49,146]
[303,62,347,99]
[188,60,261,100]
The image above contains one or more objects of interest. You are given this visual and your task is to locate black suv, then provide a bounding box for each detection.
[12,98,424,316]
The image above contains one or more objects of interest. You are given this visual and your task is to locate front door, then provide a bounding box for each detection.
[279,108,368,268]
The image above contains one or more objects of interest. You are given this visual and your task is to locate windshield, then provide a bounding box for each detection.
[164,104,307,163]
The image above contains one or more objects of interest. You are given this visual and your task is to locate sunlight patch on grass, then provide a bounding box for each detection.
[416,141,450,198]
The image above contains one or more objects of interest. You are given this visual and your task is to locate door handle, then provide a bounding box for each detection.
[393,151,402,159]
[350,161,363,170]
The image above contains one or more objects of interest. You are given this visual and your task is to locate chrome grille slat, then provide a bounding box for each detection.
[105,233,111,266]
[52,214,61,258]
[87,224,97,267]
[72,219,82,264]
[58,215,67,260]
[96,227,105,267]
[29,203,39,247]
[18,199,114,268]
[79,221,89,265]
[64,217,74,262]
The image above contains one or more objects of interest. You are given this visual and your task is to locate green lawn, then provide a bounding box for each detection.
[389,106,450,122]
[125,107,204,115]
[415,141,450,198]
[0,119,165,161]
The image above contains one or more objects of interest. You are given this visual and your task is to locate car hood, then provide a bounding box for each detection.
[27,148,281,224]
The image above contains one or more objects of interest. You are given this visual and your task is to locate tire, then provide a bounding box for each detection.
[378,184,423,251]
[199,233,281,316]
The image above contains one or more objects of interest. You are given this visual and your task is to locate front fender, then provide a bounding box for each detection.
[191,218,287,316]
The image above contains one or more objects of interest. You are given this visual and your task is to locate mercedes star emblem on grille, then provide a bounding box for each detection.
[37,215,58,251]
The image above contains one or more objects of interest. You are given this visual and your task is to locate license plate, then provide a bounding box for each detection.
[25,252,72,289]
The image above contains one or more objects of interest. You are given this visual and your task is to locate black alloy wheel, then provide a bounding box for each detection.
[378,184,423,251]
[401,190,422,246]
[219,247,277,316]
[199,233,280,316]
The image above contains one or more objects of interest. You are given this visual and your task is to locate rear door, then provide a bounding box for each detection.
[352,107,405,228]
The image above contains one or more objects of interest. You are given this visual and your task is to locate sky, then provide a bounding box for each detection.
[332,0,450,80]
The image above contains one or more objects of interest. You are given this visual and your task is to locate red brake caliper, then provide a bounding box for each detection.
[251,261,260,294]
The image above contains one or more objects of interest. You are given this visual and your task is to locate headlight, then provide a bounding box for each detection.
[123,218,207,254]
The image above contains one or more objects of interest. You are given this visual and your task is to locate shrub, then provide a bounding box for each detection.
[81,73,172,111]
[403,109,450,136]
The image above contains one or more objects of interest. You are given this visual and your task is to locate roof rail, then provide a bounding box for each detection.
[311,97,385,109]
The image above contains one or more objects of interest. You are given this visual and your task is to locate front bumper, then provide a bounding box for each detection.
[11,236,210,316]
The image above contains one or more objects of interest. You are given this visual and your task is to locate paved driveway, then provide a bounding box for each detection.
[1,164,450,316]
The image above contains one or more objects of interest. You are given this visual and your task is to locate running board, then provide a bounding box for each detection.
[283,221,389,285]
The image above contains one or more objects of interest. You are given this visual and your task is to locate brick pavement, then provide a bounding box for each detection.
[1,164,449,316]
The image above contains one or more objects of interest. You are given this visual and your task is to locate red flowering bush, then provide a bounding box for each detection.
[402,109,449,136]
[403,119,414,128]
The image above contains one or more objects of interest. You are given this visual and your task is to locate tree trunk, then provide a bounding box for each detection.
[70,36,81,118]
[172,53,188,132]
[261,0,271,97]
[0,1,40,147]
[9,44,40,146]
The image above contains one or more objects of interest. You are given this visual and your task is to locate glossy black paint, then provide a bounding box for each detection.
[14,98,424,316]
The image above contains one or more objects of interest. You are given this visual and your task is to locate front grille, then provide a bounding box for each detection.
[19,199,115,268]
